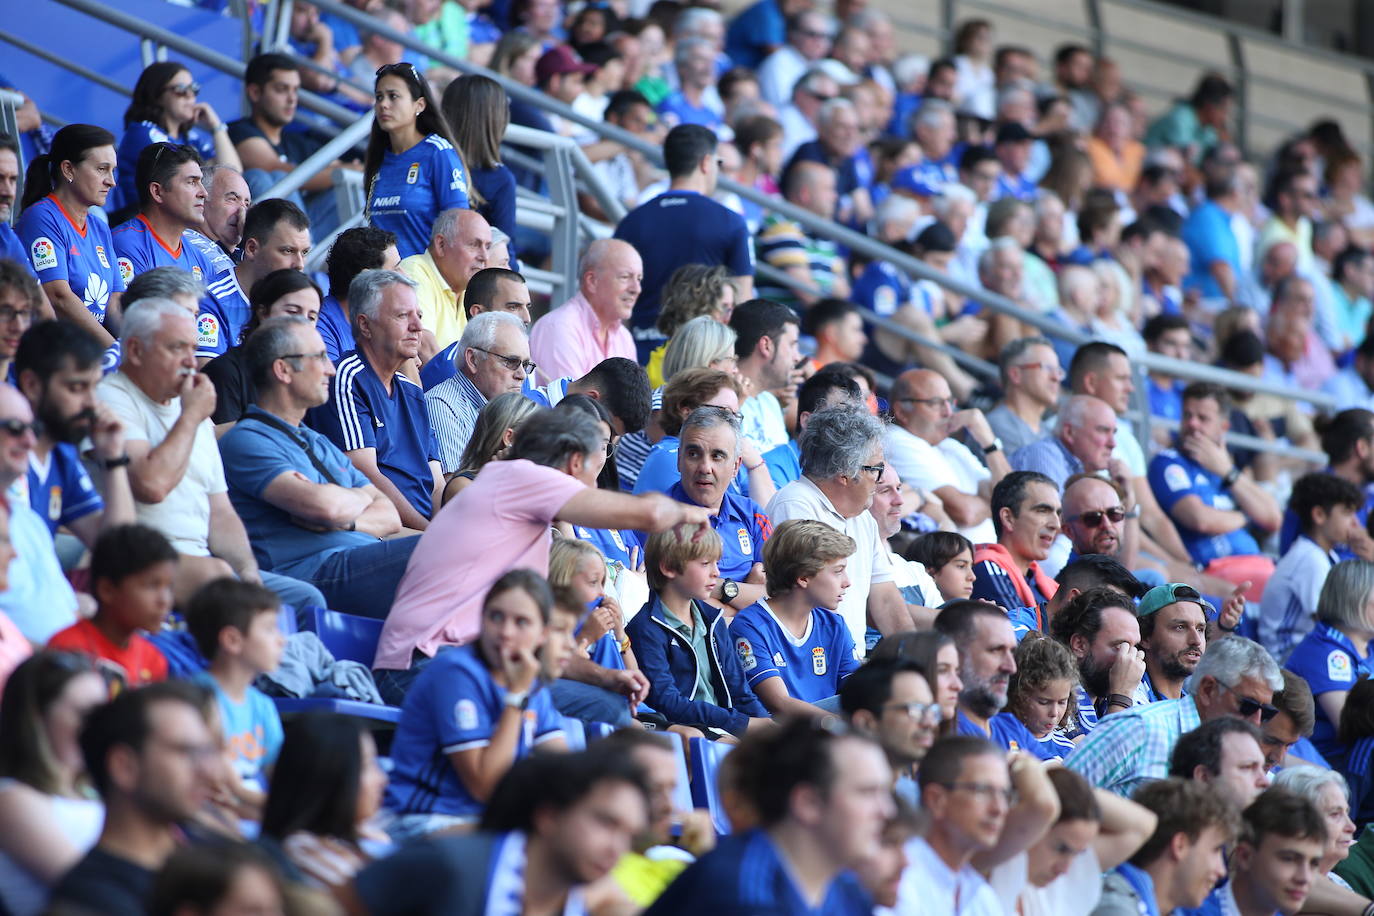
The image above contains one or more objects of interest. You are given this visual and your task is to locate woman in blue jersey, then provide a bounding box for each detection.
[111,61,242,218]
[442,75,517,258]
[363,62,471,259]
[17,124,125,347]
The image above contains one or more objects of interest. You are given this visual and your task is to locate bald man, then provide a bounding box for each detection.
[401,208,493,362]
[1062,473,1139,571]
[529,239,641,385]
[883,368,1010,544]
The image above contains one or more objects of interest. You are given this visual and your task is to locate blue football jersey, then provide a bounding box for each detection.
[367,133,470,258]
[19,195,126,323]
[199,269,251,359]
[730,600,859,704]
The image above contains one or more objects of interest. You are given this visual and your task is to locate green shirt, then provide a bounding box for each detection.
[662,600,717,706]
[414,1,468,65]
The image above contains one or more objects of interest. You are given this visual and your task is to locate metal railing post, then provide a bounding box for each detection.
[260,113,373,201]
[544,144,581,306]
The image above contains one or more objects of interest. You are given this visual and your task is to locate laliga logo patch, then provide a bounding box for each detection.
[117,257,134,286]
[94,245,110,269]
[736,637,756,671]
[192,265,202,279]
[196,312,219,347]
[406,162,420,184]
[454,698,478,730]
[812,646,827,676]
[1329,650,1354,683]
[30,237,57,271]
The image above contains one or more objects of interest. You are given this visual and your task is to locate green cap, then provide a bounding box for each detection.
[1136,583,1216,619]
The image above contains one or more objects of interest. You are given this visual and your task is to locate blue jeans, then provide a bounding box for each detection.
[307,536,422,619]
[375,649,435,707]
[549,678,635,728]
[260,570,327,613]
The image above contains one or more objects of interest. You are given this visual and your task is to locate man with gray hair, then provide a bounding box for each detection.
[657,36,724,135]
[758,10,834,108]
[425,310,532,474]
[986,336,1064,455]
[788,97,874,227]
[187,164,251,277]
[767,405,933,650]
[777,67,840,160]
[100,266,205,376]
[99,297,325,609]
[220,316,419,618]
[1012,394,1119,491]
[660,406,770,613]
[529,239,640,385]
[1067,634,1284,796]
[308,269,442,531]
[399,208,491,359]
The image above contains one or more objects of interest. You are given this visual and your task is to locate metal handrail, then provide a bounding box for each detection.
[261,113,373,201]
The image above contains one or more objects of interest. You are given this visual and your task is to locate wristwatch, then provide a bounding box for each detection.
[981,437,1002,454]
[101,454,132,470]
[1221,466,1241,489]
[503,691,529,710]
[1124,503,1141,520]
[721,579,740,604]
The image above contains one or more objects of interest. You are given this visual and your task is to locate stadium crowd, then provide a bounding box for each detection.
[6,0,1374,912]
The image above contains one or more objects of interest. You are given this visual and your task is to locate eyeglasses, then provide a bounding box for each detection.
[806,89,838,102]
[940,781,1016,804]
[884,700,942,724]
[279,350,331,366]
[860,463,886,482]
[166,81,201,97]
[0,418,38,438]
[472,346,536,375]
[0,306,34,325]
[1219,683,1280,723]
[1015,361,1063,378]
[376,61,422,80]
[1068,506,1126,528]
[898,396,957,410]
[797,28,832,39]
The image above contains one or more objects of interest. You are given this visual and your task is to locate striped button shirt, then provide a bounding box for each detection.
[1066,694,1201,797]
[424,370,487,475]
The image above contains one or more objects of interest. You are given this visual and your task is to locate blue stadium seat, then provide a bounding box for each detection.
[669,731,693,817]
[273,697,401,725]
[298,606,385,666]
[687,737,733,835]
[562,717,588,750]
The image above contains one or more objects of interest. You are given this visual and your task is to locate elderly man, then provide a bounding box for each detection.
[885,368,1009,544]
[768,406,931,650]
[757,10,833,108]
[777,67,841,160]
[657,37,723,133]
[1011,394,1118,490]
[309,269,441,532]
[1067,635,1283,797]
[425,311,530,475]
[1263,274,1336,394]
[219,317,421,618]
[529,239,640,385]
[374,409,710,702]
[419,267,533,390]
[400,208,491,358]
[788,98,874,227]
[660,406,770,613]
[985,336,1063,457]
[756,161,849,308]
[1049,586,1147,736]
[897,98,959,194]
[969,470,1062,634]
[187,165,251,279]
[99,298,323,610]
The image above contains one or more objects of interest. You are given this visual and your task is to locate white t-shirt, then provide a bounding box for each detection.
[1259,534,1337,661]
[988,847,1103,916]
[98,371,226,555]
[767,475,893,649]
[1113,421,1147,479]
[885,836,1004,916]
[885,425,995,543]
[741,391,789,452]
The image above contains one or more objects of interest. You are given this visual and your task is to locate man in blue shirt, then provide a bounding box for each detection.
[1181,165,1242,303]
[724,0,788,69]
[111,144,215,294]
[308,269,442,532]
[1148,383,1281,573]
[220,315,422,618]
[0,135,32,276]
[657,38,724,134]
[614,125,754,359]
[319,225,400,365]
[644,717,889,916]
[420,266,532,390]
[787,98,875,228]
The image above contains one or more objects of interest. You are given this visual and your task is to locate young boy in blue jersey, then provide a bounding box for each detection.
[384,569,572,839]
[184,577,285,800]
[625,524,771,742]
[730,519,860,717]
[1001,634,1079,760]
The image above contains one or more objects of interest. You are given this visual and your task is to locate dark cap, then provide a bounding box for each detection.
[536,45,597,85]
[995,122,1034,145]
[913,220,957,253]
[1136,583,1216,619]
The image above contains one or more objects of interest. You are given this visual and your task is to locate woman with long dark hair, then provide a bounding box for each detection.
[442,74,516,251]
[17,124,124,346]
[363,61,470,259]
[112,61,241,215]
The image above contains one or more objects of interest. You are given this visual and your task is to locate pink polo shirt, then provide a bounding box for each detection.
[528,292,637,385]
[374,459,586,670]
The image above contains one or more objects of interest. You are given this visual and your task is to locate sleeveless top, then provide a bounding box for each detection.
[0,779,104,916]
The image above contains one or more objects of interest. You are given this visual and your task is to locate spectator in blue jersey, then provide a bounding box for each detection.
[1148,383,1281,599]
[0,136,31,274]
[614,124,754,355]
[645,716,892,915]
[319,226,401,365]
[1180,162,1242,303]
[358,746,649,916]
[111,62,241,219]
[18,124,124,348]
[1001,635,1079,760]
[1168,717,1270,810]
[633,367,761,495]
[203,268,323,430]
[1134,583,1212,706]
[969,471,1062,634]
[933,600,1043,752]
[657,38,723,134]
[731,519,858,715]
[724,0,799,70]
[229,54,363,236]
[1142,315,1191,443]
[788,98,875,227]
[419,267,533,390]
[1286,560,1374,768]
[199,199,313,365]
[427,311,531,475]
[309,269,442,531]
[441,75,519,251]
[101,266,204,380]
[15,320,136,548]
[186,165,250,279]
[111,144,214,292]
[383,569,570,838]
[363,61,471,260]
[1261,472,1361,661]
[756,160,850,307]
[1048,587,1147,739]
[220,316,423,618]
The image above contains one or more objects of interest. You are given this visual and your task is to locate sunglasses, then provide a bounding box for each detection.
[1071,507,1126,528]
[0,418,38,437]
[1220,683,1279,723]
[166,81,201,97]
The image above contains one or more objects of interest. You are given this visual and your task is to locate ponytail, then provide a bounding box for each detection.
[18,124,115,212]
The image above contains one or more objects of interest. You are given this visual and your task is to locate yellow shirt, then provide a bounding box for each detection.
[399,250,466,349]
[611,851,690,907]
[646,342,669,388]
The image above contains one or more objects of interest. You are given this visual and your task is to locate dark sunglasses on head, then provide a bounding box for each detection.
[1072,507,1126,528]
[376,61,422,80]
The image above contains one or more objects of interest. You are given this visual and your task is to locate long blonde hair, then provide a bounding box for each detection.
[458,392,541,476]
